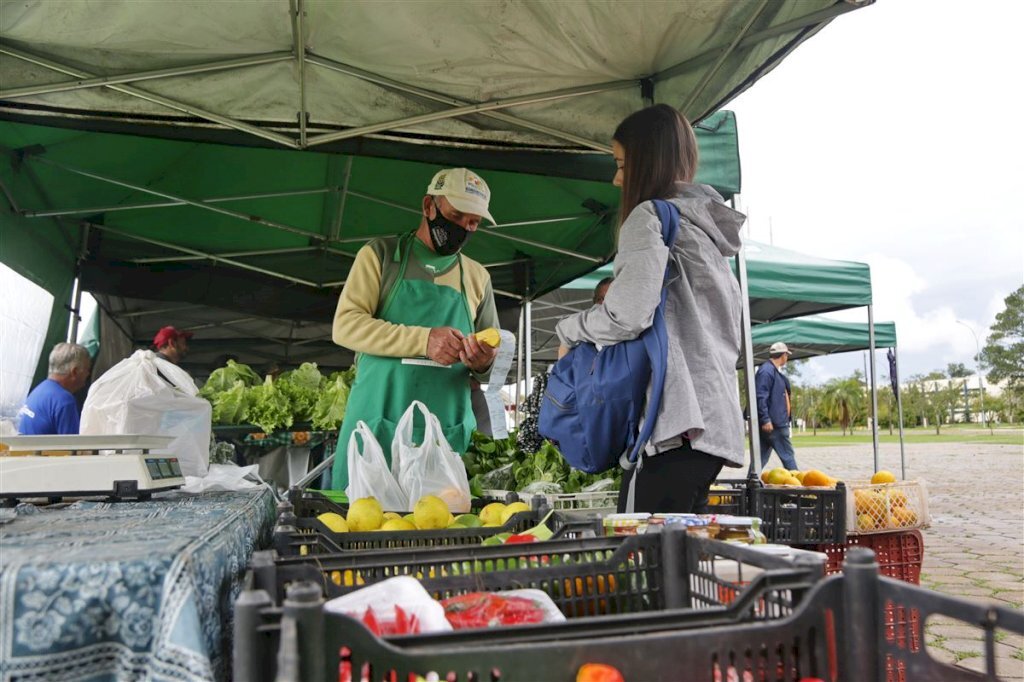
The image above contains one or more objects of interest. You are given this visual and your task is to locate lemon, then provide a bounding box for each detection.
[347,497,384,532]
[382,512,402,521]
[317,512,349,533]
[765,468,790,485]
[402,513,417,527]
[500,501,531,525]
[447,523,467,529]
[474,328,501,347]
[479,502,507,526]
[871,470,897,484]
[454,513,482,528]
[381,518,417,532]
[707,485,725,506]
[413,495,450,530]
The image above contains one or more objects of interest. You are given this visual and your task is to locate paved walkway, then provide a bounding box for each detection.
[785,441,1024,679]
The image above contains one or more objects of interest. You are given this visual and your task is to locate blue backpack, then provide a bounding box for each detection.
[538,199,680,473]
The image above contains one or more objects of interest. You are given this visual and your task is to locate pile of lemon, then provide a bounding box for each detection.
[854,470,917,531]
[316,496,531,533]
[760,467,838,488]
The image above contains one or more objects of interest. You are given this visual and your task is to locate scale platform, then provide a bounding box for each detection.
[0,434,184,501]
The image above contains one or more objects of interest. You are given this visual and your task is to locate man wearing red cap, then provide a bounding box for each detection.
[153,326,193,366]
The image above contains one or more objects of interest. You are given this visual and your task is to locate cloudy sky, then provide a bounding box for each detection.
[727,0,1023,385]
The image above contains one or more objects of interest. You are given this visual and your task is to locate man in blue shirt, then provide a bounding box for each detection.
[755,342,798,470]
[17,343,92,435]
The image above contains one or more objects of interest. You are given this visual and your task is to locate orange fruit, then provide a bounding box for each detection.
[802,470,831,487]
[871,470,897,484]
[893,507,917,526]
[782,475,802,486]
[765,468,791,485]
[889,489,909,507]
[793,471,807,484]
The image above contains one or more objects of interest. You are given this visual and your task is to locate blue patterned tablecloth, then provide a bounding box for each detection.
[0,489,275,681]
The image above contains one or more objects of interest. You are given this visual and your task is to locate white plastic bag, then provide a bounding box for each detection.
[180,463,261,494]
[323,576,452,635]
[80,350,211,476]
[345,421,408,511]
[392,401,471,513]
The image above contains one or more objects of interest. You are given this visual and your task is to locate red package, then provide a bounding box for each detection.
[441,592,547,629]
[358,605,421,636]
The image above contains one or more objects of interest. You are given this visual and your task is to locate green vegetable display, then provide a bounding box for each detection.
[198,359,261,399]
[245,376,294,434]
[200,361,356,432]
[464,431,621,496]
[311,368,355,431]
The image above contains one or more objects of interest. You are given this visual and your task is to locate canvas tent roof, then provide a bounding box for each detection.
[749,316,896,364]
[0,0,873,382]
[0,1,869,158]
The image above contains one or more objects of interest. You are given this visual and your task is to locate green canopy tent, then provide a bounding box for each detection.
[530,240,873,361]
[749,316,896,363]
[0,112,739,380]
[749,316,907,477]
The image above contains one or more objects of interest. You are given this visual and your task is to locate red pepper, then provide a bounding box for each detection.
[504,533,538,544]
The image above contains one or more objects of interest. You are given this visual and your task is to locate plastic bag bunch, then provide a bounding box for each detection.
[516,372,548,454]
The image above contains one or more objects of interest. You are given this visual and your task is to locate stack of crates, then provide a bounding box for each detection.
[235,526,831,681]
[806,479,929,584]
[234,545,1024,681]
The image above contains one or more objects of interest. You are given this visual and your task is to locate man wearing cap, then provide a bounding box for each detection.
[153,326,193,366]
[755,342,798,470]
[18,343,91,435]
[330,168,500,491]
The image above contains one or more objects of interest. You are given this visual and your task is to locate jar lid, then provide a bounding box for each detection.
[716,515,755,527]
[603,513,651,522]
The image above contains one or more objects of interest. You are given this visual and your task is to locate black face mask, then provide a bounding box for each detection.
[427,200,470,256]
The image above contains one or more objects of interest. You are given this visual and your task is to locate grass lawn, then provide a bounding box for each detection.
[789,426,1023,447]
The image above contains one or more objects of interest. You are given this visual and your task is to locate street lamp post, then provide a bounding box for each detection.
[955,320,989,434]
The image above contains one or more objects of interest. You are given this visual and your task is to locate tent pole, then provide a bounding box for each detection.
[735,246,761,476]
[290,0,309,148]
[305,78,635,147]
[21,187,333,219]
[477,230,602,263]
[525,299,533,399]
[305,53,610,152]
[0,50,292,100]
[894,346,907,480]
[0,44,296,148]
[868,305,880,471]
[82,221,320,288]
[67,223,90,343]
[330,157,355,242]
[131,246,320,264]
[30,156,323,241]
[515,307,525,428]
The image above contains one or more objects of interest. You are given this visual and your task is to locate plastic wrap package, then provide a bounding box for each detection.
[346,421,408,511]
[392,401,471,513]
[323,576,452,636]
[80,350,212,476]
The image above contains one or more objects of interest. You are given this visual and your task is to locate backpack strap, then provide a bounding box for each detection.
[627,198,681,463]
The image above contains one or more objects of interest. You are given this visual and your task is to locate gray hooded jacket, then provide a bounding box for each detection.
[555,183,746,468]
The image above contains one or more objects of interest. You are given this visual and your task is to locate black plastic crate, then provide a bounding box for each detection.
[285,488,518,518]
[237,548,1024,682]
[236,529,828,681]
[705,477,750,515]
[753,480,847,545]
[274,508,602,557]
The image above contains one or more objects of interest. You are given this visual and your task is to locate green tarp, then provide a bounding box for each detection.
[562,239,873,323]
[749,316,897,364]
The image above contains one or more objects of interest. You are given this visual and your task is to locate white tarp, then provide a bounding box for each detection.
[0,0,867,151]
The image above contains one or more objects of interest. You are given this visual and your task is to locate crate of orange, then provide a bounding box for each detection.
[846,471,930,535]
[754,468,847,545]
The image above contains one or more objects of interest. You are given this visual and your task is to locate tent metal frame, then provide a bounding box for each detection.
[0,1,861,153]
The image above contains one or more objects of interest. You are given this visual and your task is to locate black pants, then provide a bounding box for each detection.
[617,440,726,513]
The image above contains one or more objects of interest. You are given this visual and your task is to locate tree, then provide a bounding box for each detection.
[792,384,824,436]
[981,285,1024,418]
[821,376,865,436]
[946,362,971,378]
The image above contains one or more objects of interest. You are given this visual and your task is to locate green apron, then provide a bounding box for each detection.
[331,235,477,491]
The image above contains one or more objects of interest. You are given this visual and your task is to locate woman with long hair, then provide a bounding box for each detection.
[556,104,746,513]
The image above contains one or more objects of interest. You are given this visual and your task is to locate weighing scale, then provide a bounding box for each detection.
[0,434,184,501]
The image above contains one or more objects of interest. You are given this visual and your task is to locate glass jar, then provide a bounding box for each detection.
[715,515,758,543]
